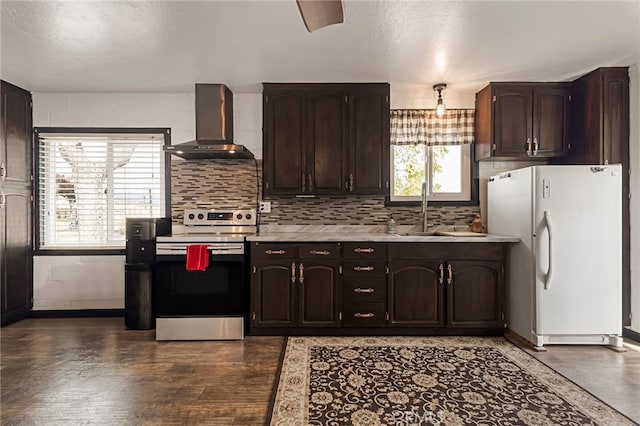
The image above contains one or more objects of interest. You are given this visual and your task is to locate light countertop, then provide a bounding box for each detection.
[247,226,519,243]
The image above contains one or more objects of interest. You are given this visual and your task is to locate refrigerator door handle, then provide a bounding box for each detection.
[542,211,553,289]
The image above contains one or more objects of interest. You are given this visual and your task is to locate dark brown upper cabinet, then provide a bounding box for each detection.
[475,83,570,160]
[262,83,390,196]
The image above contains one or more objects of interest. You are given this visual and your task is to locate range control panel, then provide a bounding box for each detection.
[183,209,256,226]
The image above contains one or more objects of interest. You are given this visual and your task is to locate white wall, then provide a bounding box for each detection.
[33,256,124,310]
[629,64,640,333]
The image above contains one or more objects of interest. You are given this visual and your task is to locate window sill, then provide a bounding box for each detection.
[384,197,479,208]
[35,249,126,256]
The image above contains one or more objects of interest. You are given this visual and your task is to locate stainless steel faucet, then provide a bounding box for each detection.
[421,181,428,232]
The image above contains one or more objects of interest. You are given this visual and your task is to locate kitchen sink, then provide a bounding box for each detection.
[391,231,437,236]
[391,230,487,237]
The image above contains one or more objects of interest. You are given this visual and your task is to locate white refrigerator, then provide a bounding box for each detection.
[487,165,622,348]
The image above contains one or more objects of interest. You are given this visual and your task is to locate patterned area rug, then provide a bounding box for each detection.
[268,337,633,425]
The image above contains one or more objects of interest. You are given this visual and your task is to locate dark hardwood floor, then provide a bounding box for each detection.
[2,318,639,425]
[1,318,284,425]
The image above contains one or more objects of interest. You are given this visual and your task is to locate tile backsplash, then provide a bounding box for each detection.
[171,160,479,228]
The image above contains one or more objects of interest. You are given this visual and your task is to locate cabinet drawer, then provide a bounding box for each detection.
[252,243,295,260]
[298,243,341,259]
[343,279,386,303]
[341,303,386,327]
[343,260,386,277]
[343,243,386,259]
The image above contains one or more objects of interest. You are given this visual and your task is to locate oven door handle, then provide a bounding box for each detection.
[156,244,244,256]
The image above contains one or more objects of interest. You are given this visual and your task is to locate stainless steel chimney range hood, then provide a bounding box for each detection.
[164,84,254,160]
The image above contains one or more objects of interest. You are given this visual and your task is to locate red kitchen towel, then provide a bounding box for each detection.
[186,245,209,271]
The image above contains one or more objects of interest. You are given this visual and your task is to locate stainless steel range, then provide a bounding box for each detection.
[155,208,256,341]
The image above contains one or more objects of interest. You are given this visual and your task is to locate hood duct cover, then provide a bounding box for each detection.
[164,84,255,160]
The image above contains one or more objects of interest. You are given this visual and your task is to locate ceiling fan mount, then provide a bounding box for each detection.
[296,0,344,32]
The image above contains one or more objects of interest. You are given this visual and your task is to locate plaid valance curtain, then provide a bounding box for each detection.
[390,109,475,146]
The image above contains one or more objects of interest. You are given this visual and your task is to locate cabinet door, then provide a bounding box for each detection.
[493,85,532,157]
[263,91,305,195]
[307,91,348,194]
[298,259,340,327]
[1,81,32,185]
[251,259,297,327]
[388,260,444,327]
[1,189,33,325]
[602,71,629,166]
[446,260,503,328]
[533,86,569,157]
[348,85,390,194]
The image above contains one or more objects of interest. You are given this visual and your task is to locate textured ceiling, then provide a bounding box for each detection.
[1,1,639,94]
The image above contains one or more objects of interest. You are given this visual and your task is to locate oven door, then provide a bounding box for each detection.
[154,253,246,317]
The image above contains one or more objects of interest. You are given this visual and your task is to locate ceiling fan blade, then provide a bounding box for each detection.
[296,0,344,32]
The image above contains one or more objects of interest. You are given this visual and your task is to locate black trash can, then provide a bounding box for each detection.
[124,263,154,329]
[124,217,171,330]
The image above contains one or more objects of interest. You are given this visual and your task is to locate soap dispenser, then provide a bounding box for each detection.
[387,214,397,234]
[470,214,483,233]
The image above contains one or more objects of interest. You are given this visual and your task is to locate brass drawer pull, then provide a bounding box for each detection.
[354,312,375,318]
[309,250,330,256]
[354,248,374,253]
[354,288,374,293]
[265,250,286,255]
[354,266,374,272]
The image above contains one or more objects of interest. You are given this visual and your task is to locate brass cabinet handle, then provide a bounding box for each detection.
[308,173,313,192]
[354,266,374,272]
[309,250,330,256]
[439,263,444,285]
[291,262,296,283]
[354,312,374,318]
[265,250,286,255]
[0,192,5,208]
[354,247,374,253]
[301,173,306,192]
[533,138,539,156]
[447,264,453,285]
[354,288,374,293]
[0,162,5,180]
[349,173,354,192]
[299,263,304,284]
[526,138,532,156]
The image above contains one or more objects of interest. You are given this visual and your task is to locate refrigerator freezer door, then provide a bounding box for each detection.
[533,165,622,336]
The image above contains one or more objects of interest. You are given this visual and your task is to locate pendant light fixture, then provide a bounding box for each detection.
[433,83,447,116]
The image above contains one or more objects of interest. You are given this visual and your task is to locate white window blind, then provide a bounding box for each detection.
[37,132,167,249]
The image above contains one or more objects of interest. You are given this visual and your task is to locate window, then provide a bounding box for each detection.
[389,109,474,203]
[36,129,170,250]
[391,144,471,202]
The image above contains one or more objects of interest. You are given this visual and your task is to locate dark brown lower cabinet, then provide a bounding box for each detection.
[298,258,340,327]
[250,243,340,328]
[1,189,33,325]
[447,260,503,328]
[252,257,297,327]
[388,260,445,327]
[250,242,506,334]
